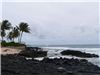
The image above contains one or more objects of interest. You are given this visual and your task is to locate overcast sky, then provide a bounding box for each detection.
[2,2,100,45]
[2,0,99,2]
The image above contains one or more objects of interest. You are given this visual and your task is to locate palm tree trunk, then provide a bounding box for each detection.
[1,36,3,42]
[18,36,20,43]
[20,31,23,43]
[13,38,14,42]
[18,31,21,43]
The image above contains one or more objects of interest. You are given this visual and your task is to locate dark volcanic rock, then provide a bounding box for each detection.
[19,47,47,58]
[57,67,66,73]
[1,54,100,75]
[25,47,42,51]
[61,50,99,58]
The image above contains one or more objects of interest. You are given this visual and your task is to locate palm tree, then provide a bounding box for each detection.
[7,27,20,42]
[1,20,11,41]
[1,30,6,41]
[1,20,11,31]
[7,31,13,41]
[16,26,20,42]
[18,22,30,43]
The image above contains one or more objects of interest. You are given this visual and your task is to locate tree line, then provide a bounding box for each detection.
[1,20,30,43]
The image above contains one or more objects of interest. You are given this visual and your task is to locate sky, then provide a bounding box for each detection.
[2,1,100,45]
[2,0,99,2]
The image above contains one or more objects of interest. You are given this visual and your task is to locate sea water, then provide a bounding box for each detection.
[29,44,100,67]
[42,47,100,67]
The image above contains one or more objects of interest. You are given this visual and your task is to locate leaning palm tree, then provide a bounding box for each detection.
[18,22,30,43]
[16,26,20,42]
[1,20,11,41]
[7,27,20,42]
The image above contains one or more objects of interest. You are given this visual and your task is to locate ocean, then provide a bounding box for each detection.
[28,44,100,67]
[27,44,100,48]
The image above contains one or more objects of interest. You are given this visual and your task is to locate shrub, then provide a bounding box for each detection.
[1,42,26,47]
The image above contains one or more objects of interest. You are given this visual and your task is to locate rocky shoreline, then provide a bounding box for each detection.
[1,47,100,75]
[2,54,100,75]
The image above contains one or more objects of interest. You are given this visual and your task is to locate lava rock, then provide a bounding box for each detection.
[19,47,47,58]
[61,50,99,58]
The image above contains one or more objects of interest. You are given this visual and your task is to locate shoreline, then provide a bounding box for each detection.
[0,46,100,66]
[1,46,100,75]
[1,46,100,67]
[43,47,100,67]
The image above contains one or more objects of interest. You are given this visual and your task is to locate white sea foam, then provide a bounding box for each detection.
[39,47,100,67]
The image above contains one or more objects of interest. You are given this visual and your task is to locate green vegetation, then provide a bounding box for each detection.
[1,41,26,47]
[0,20,30,46]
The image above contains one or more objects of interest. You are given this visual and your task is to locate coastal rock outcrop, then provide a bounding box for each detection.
[19,47,47,57]
[61,50,99,58]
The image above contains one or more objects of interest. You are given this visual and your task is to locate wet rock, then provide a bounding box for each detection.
[67,71,74,75]
[61,50,99,58]
[57,67,66,73]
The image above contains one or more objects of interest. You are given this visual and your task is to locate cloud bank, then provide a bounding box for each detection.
[2,2,99,45]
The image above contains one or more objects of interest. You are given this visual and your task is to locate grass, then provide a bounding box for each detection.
[1,41,26,47]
